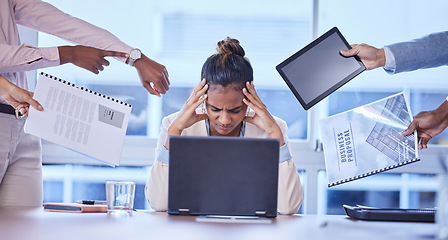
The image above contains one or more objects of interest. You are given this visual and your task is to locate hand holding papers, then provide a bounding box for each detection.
[25,73,131,166]
[320,92,419,187]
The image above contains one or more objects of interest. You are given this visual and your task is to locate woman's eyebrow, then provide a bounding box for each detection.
[208,103,243,111]
[229,106,243,111]
[208,103,221,110]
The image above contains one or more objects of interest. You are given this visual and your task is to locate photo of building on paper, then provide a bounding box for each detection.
[320,92,419,187]
[366,93,416,163]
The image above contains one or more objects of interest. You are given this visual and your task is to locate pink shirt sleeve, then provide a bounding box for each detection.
[13,0,132,59]
[0,43,59,73]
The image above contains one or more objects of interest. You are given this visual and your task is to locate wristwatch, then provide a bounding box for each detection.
[128,48,142,67]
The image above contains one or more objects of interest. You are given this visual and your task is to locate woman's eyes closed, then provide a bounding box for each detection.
[211,108,241,114]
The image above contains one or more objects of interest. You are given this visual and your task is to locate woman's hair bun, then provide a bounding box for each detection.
[216,37,245,57]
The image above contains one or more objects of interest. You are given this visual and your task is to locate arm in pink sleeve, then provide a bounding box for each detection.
[0,44,59,73]
[12,0,133,62]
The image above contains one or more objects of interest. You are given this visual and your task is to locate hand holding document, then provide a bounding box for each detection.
[24,73,131,166]
[320,92,419,187]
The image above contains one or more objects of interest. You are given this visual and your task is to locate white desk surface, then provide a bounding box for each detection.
[0,207,436,240]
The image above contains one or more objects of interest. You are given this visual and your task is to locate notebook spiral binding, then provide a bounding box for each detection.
[40,72,131,108]
[328,157,420,187]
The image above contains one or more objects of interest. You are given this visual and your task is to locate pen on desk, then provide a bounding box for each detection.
[76,200,107,205]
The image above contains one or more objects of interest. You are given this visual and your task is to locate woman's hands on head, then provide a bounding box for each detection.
[165,79,209,149]
[242,81,285,146]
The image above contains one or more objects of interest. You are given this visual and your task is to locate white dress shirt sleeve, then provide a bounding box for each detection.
[144,114,173,212]
[276,118,303,214]
[383,46,397,73]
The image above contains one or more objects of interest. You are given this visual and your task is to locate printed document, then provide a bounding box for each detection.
[320,92,419,187]
[25,73,132,166]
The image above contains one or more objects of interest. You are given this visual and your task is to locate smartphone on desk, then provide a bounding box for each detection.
[343,205,435,222]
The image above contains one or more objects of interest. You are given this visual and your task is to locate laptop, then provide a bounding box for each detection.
[167,136,280,218]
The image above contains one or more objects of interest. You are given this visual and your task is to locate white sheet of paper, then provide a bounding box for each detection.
[24,73,132,166]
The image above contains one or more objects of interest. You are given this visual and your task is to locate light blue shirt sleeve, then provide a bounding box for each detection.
[384,31,448,74]
[157,142,292,164]
[157,146,170,164]
[279,143,292,163]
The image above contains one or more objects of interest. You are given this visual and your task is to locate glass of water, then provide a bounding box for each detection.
[106,180,135,213]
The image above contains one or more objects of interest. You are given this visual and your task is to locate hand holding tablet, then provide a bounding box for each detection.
[276,27,365,110]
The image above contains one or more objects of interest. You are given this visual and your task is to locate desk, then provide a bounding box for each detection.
[0,207,435,240]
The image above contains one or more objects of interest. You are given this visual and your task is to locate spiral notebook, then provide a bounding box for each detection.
[319,92,419,187]
[24,73,132,166]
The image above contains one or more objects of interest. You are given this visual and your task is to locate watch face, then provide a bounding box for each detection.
[130,49,141,59]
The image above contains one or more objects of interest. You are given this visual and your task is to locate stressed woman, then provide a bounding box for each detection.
[145,37,303,214]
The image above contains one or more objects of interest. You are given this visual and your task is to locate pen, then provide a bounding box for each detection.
[76,200,107,205]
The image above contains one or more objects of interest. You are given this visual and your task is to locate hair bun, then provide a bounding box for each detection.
[216,37,245,57]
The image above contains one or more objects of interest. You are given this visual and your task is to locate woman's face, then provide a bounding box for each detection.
[205,85,248,137]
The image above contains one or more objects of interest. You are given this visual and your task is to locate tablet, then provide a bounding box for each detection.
[276,27,365,110]
[343,205,435,222]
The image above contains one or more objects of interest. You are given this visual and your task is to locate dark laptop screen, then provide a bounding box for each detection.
[168,136,279,218]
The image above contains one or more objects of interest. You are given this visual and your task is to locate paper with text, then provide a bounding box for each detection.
[24,73,132,166]
[320,92,419,187]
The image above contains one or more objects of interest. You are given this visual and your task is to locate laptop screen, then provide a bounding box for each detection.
[168,136,280,218]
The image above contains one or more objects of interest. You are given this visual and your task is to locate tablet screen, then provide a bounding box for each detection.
[276,27,365,110]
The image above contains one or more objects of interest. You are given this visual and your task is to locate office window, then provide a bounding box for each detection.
[313,0,447,214]
[28,0,447,213]
[318,0,448,126]
[43,165,149,209]
[38,0,312,140]
[37,0,313,209]
[317,171,437,215]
